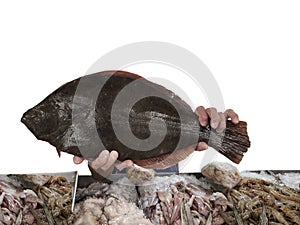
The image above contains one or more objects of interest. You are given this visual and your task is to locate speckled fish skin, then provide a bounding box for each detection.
[21,70,250,168]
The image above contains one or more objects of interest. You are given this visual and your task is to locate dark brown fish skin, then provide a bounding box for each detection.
[22,78,79,156]
[21,70,250,167]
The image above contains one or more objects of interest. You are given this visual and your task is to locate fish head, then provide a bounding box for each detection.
[21,102,60,140]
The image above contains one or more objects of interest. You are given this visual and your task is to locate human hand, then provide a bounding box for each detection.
[73,150,133,177]
[195,106,239,151]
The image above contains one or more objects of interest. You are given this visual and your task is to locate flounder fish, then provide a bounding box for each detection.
[21,71,250,169]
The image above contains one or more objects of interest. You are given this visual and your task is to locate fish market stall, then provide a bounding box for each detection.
[0,172,77,225]
[2,165,300,224]
[9,70,299,224]
[72,164,300,225]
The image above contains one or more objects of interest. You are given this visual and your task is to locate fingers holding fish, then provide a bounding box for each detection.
[197,106,227,133]
[194,106,211,151]
[196,107,240,133]
[205,107,222,130]
[195,106,208,126]
[101,151,118,171]
[207,110,227,133]
[91,150,118,171]
[216,112,226,133]
[74,149,134,179]
[224,108,239,124]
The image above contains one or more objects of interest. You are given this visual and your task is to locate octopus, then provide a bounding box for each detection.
[73,182,153,225]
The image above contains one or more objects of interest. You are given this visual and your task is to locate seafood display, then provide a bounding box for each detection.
[0,179,40,225]
[136,164,300,225]
[201,162,242,189]
[33,175,73,224]
[84,169,300,225]
[73,194,154,225]
[21,70,250,171]
[2,163,299,224]
[75,182,110,202]
[73,181,153,225]
[137,175,229,225]
[127,164,156,184]
[224,177,300,224]
[0,174,74,225]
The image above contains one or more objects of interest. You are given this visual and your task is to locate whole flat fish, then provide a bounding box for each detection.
[21,71,250,169]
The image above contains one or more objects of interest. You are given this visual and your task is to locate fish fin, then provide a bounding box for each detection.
[133,145,195,169]
[207,121,250,164]
[102,70,144,79]
[56,148,61,157]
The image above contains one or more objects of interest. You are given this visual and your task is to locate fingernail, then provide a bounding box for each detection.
[200,121,207,127]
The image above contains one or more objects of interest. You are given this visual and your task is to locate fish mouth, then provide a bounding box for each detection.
[21,111,38,135]
[21,111,33,128]
[21,114,50,140]
[21,109,46,139]
[21,109,64,142]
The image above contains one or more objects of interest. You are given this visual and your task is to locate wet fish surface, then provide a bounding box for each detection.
[21,71,250,169]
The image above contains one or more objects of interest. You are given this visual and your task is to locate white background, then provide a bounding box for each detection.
[0,1,299,175]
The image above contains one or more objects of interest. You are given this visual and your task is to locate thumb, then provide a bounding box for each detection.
[196,142,208,151]
[73,156,85,164]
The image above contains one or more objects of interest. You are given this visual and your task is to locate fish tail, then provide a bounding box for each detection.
[199,121,250,164]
